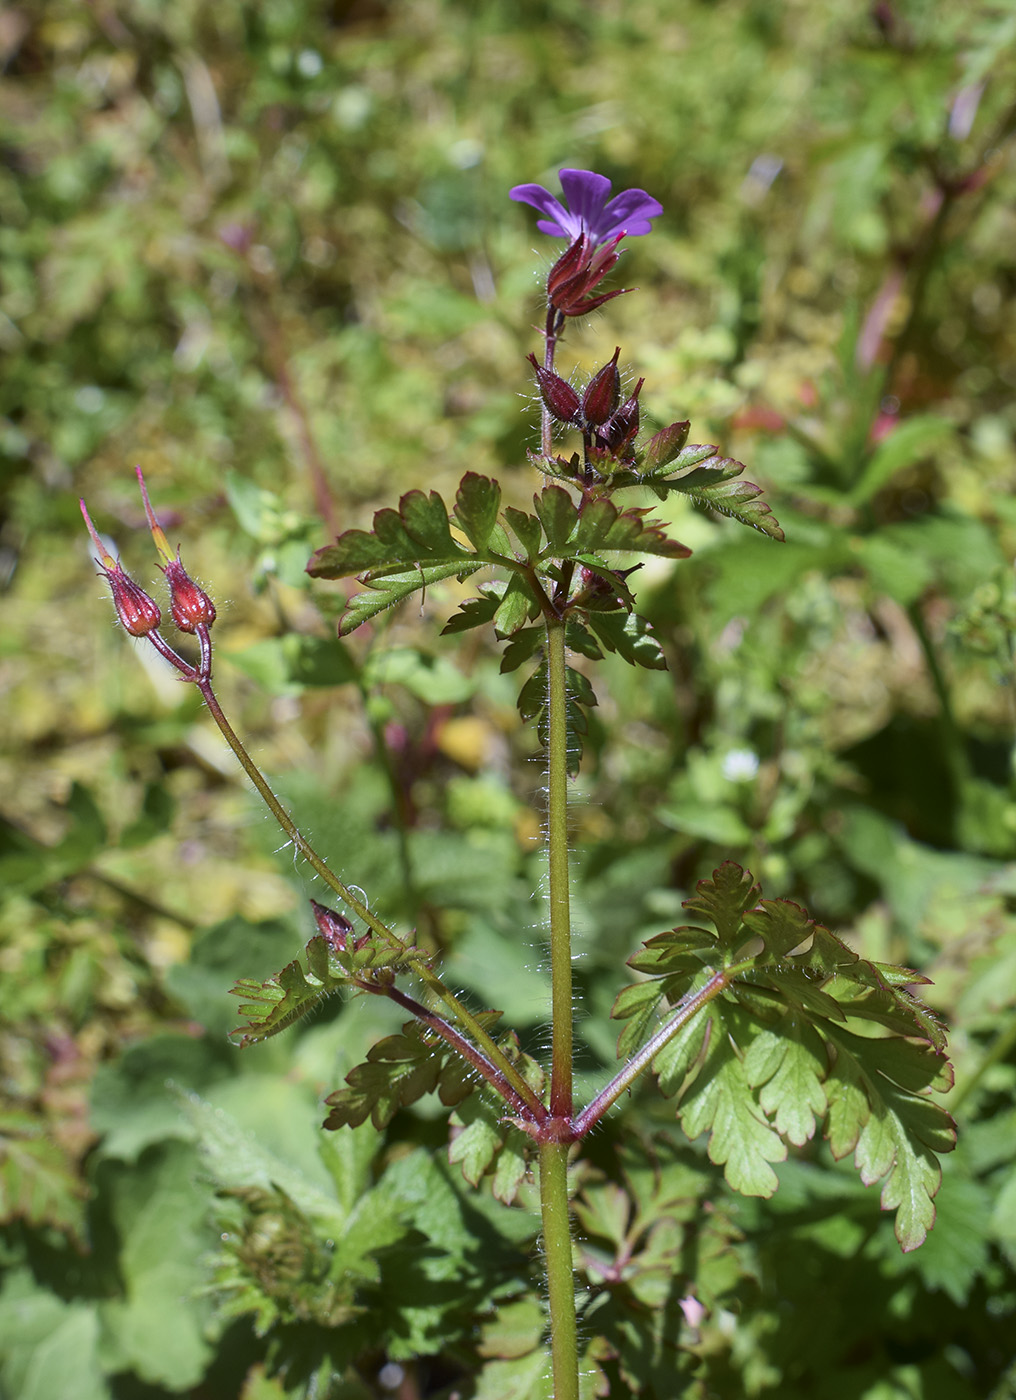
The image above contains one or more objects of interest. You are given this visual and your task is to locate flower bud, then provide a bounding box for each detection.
[106,567,163,636]
[581,347,621,427]
[134,466,216,633]
[527,353,581,424]
[311,900,355,953]
[80,499,163,637]
[595,379,643,459]
[546,232,629,317]
[165,557,217,633]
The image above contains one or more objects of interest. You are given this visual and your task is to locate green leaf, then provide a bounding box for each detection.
[681,862,762,948]
[323,1016,490,1131]
[494,573,541,636]
[611,979,668,1060]
[448,1087,532,1203]
[0,1111,86,1242]
[441,590,501,635]
[615,862,954,1246]
[230,935,355,1046]
[97,1141,216,1388]
[337,560,484,636]
[678,1012,787,1196]
[742,1021,829,1147]
[0,1274,105,1400]
[848,414,953,506]
[453,472,502,550]
[534,484,580,553]
[504,505,545,560]
[500,626,543,674]
[824,1029,955,1251]
[586,608,667,669]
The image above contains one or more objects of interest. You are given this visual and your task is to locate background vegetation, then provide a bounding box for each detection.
[2,1,1016,1396]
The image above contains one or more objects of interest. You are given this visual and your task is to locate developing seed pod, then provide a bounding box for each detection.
[527,353,581,424]
[581,347,621,426]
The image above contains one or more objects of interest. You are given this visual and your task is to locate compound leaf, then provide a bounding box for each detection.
[613,862,954,1248]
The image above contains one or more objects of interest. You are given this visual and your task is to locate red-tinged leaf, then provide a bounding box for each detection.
[681,863,761,948]
[453,473,503,551]
[309,489,472,580]
[640,420,691,471]
[504,505,545,560]
[534,484,580,553]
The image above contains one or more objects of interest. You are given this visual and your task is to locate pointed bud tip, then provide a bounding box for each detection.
[135,466,174,565]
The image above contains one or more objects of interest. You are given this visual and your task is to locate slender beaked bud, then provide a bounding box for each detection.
[581,347,621,426]
[135,466,216,632]
[527,353,581,424]
[595,378,644,458]
[80,499,163,637]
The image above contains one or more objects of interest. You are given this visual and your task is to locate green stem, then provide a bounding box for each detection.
[540,1140,579,1400]
[545,619,573,1119]
[197,675,540,1111]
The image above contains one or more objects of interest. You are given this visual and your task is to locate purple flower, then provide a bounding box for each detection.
[510,168,662,244]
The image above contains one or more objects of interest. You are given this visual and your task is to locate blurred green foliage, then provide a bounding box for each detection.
[3,0,1016,1395]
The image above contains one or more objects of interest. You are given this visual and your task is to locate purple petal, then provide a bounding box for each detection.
[594,188,664,239]
[509,182,579,239]
[557,169,613,232]
[512,168,662,243]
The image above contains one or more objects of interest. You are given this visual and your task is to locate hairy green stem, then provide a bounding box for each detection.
[545,620,573,1118]
[196,674,539,1109]
[540,1140,579,1400]
[541,616,580,1396]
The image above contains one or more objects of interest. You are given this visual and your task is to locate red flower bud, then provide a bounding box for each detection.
[165,557,217,633]
[106,567,163,636]
[80,499,163,637]
[527,353,581,424]
[594,379,644,459]
[581,347,621,426]
[546,233,630,317]
[311,900,355,953]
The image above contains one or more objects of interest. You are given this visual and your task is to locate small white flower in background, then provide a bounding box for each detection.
[722,748,759,782]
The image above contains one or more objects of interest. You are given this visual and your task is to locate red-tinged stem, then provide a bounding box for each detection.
[572,971,731,1138]
[378,983,548,1124]
[541,304,565,458]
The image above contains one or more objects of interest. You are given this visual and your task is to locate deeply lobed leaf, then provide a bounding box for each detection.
[613,863,954,1246]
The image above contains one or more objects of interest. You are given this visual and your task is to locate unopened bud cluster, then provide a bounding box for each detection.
[529,345,643,466]
[80,468,217,683]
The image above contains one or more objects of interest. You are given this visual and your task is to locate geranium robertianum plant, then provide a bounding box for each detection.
[82,168,954,1400]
